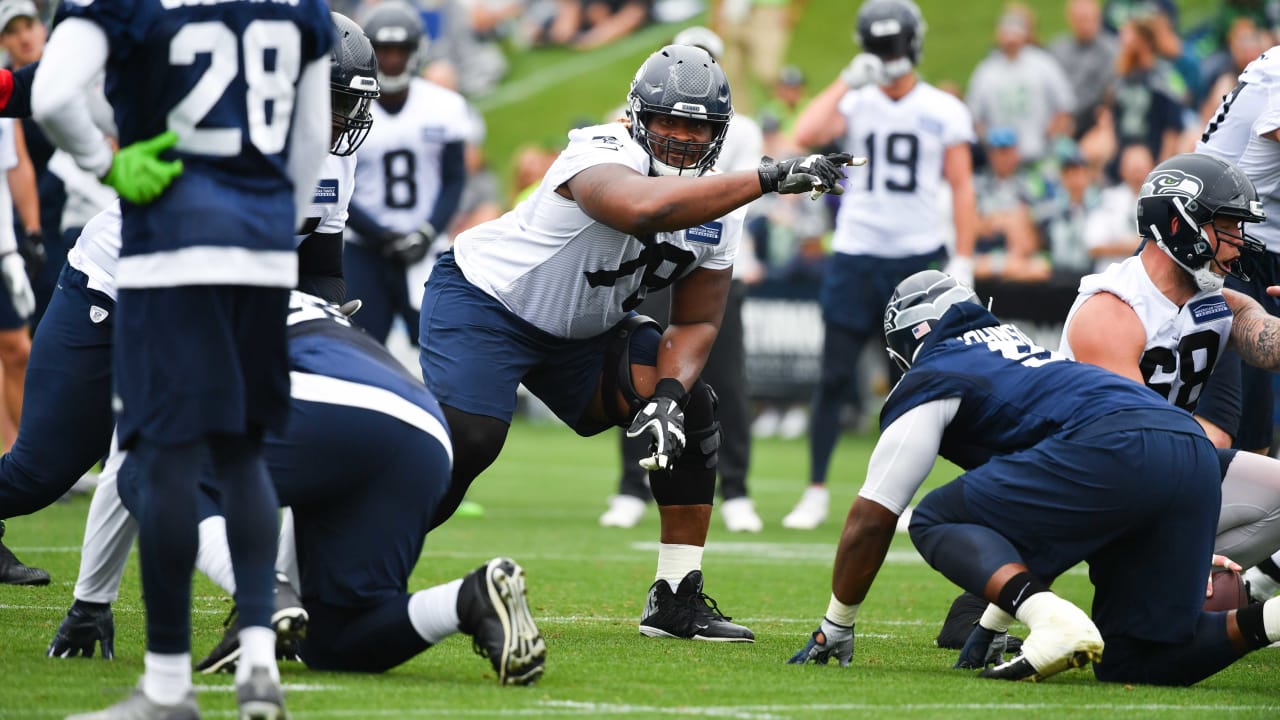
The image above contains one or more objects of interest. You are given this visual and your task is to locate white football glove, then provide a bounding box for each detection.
[841,53,887,90]
[943,255,975,290]
[1,252,34,320]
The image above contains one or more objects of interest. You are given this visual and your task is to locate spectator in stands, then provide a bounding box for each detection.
[421,0,509,98]
[1039,144,1100,278]
[544,0,653,51]
[1049,0,1119,139]
[1087,15,1189,176]
[1198,18,1268,131]
[972,127,1050,282]
[759,65,807,138]
[714,0,794,115]
[1084,143,1153,271]
[965,3,1075,167]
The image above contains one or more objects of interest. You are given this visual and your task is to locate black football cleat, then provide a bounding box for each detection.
[457,557,546,685]
[639,570,755,642]
[0,520,50,586]
[197,575,309,674]
[48,600,116,659]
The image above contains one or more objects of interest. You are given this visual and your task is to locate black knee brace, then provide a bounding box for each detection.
[602,314,663,426]
[649,379,719,507]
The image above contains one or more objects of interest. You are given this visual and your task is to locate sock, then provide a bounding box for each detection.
[1244,566,1279,602]
[195,516,237,596]
[275,509,299,593]
[996,571,1050,616]
[825,593,860,627]
[656,543,704,591]
[1259,556,1280,583]
[143,652,192,706]
[979,603,1015,632]
[407,579,462,644]
[1265,597,1280,644]
[235,627,279,684]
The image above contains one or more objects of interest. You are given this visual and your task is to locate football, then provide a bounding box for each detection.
[1204,568,1250,612]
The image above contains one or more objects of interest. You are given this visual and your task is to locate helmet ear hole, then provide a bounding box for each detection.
[1170,216,1179,234]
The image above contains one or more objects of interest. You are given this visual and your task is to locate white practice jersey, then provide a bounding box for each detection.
[1060,255,1233,412]
[1197,47,1280,253]
[833,81,974,257]
[453,122,742,339]
[68,154,355,302]
[0,119,17,255]
[351,78,470,238]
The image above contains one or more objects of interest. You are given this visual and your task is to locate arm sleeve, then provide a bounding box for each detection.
[346,202,393,247]
[30,18,113,178]
[857,397,960,515]
[286,56,331,230]
[428,140,466,232]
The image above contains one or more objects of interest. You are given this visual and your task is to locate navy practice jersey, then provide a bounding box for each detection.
[57,0,332,282]
[286,292,449,444]
[882,303,1197,470]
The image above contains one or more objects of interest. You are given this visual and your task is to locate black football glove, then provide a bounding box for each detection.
[47,600,115,659]
[626,378,687,471]
[382,223,435,266]
[18,228,45,282]
[759,153,857,196]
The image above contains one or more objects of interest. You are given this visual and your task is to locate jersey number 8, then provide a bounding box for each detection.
[168,21,301,157]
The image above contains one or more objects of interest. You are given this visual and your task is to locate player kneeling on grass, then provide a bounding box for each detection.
[48,292,546,687]
[788,270,1280,685]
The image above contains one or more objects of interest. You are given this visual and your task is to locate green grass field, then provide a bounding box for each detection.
[1,419,1277,719]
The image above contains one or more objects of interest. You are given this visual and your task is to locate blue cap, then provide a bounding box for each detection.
[987,127,1017,149]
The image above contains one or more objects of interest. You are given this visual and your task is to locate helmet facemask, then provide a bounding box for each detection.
[627,102,729,177]
[331,79,378,156]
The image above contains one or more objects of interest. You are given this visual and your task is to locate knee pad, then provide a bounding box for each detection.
[601,314,662,426]
[675,380,721,471]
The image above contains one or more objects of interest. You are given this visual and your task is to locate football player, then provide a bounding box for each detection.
[789,270,1280,686]
[7,10,377,668]
[946,153,1280,664]
[1195,43,1280,601]
[30,0,331,712]
[781,0,979,531]
[50,291,547,687]
[418,43,853,642]
[343,0,470,345]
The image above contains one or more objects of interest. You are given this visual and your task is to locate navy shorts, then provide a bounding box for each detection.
[0,263,115,516]
[265,399,451,608]
[0,264,28,330]
[418,253,658,435]
[114,285,290,448]
[820,248,947,334]
[913,410,1220,645]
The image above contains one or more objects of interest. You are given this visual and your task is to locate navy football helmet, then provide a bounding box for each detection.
[330,12,380,157]
[626,45,733,177]
[856,0,926,79]
[362,1,424,94]
[1136,153,1265,291]
[884,270,979,372]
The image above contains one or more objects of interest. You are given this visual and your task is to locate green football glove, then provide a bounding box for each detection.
[101,130,184,205]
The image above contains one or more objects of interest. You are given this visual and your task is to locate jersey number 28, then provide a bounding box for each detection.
[168,21,300,157]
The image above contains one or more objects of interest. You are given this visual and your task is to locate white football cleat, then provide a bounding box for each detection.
[781,486,829,530]
[720,497,763,533]
[599,495,646,528]
[980,594,1103,682]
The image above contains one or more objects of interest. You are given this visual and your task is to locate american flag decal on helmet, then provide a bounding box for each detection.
[911,322,931,339]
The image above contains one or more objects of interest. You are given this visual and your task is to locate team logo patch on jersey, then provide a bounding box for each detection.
[591,135,623,151]
[686,222,722,245]
[312,180,339,204]
[1189,296,1231,323]
[89,306,109,324]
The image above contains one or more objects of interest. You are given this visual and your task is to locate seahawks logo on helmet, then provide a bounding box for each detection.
[1144,170,1203,200]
